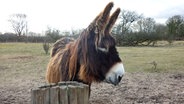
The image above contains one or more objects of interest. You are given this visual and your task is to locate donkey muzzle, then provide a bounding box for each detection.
[105,62,125,85]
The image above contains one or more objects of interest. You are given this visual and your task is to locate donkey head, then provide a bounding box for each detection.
[78,2,125,85]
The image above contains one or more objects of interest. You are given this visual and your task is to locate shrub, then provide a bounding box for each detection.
[114,32,161,46]
[43,42,50,54]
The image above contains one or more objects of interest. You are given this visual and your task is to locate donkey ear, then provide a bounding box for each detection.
[95,2,114,32]
[105,8,121,34]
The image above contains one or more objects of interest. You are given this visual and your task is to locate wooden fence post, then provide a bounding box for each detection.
[59,86,68,104]
[31,81,89,104]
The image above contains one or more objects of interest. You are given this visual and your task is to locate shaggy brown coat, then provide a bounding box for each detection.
[46,2,121,85]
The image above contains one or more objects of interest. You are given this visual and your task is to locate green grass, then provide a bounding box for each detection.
[0,41,184,83]
[119,41,184,72]
[0,43,50,83]
[0,43,46,56]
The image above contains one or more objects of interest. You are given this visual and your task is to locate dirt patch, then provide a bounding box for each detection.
[90,72,184,104]
[0,72,184,104]
[0,79,45,104]
[0,66,8,71]
[169,73,184,80]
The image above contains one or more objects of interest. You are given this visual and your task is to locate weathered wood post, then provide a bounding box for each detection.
[31,81,89,104]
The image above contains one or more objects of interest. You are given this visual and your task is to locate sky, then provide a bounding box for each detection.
[0,0,184,33]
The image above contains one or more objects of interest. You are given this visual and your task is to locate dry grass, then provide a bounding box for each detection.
[0,43,49,84]
[119,41,184,73]
[0,41,183,82]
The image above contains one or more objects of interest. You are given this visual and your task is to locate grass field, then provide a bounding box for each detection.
[120,44,184,73]
[0,43,49,83]
[0,42,184,77]
[0,41,184,82]
[0,41,184,104]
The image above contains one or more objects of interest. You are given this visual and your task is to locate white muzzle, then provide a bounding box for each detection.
[105,62,125,85]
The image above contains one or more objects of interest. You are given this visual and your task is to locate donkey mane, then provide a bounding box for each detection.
[46,2,123,86]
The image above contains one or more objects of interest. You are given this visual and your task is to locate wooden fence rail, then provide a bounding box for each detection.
[31,81,89,104]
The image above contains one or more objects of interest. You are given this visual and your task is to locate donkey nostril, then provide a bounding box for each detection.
[118,76,122,82]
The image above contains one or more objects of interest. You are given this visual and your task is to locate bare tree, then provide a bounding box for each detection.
[137,17,156,33]
[8,13,27,36]
[118,10,143,34]
[112,10,142,45]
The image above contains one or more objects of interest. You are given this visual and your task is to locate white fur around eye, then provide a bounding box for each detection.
[97,47,109,53]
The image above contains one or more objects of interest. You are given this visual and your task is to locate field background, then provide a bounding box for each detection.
[0,41,184,104]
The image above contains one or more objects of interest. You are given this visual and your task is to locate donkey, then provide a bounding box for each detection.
[46,2,125,88]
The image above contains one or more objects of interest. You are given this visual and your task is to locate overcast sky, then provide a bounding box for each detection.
[0,0,184,33]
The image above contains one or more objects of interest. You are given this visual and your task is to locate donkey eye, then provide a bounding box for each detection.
[97,47,109,53]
